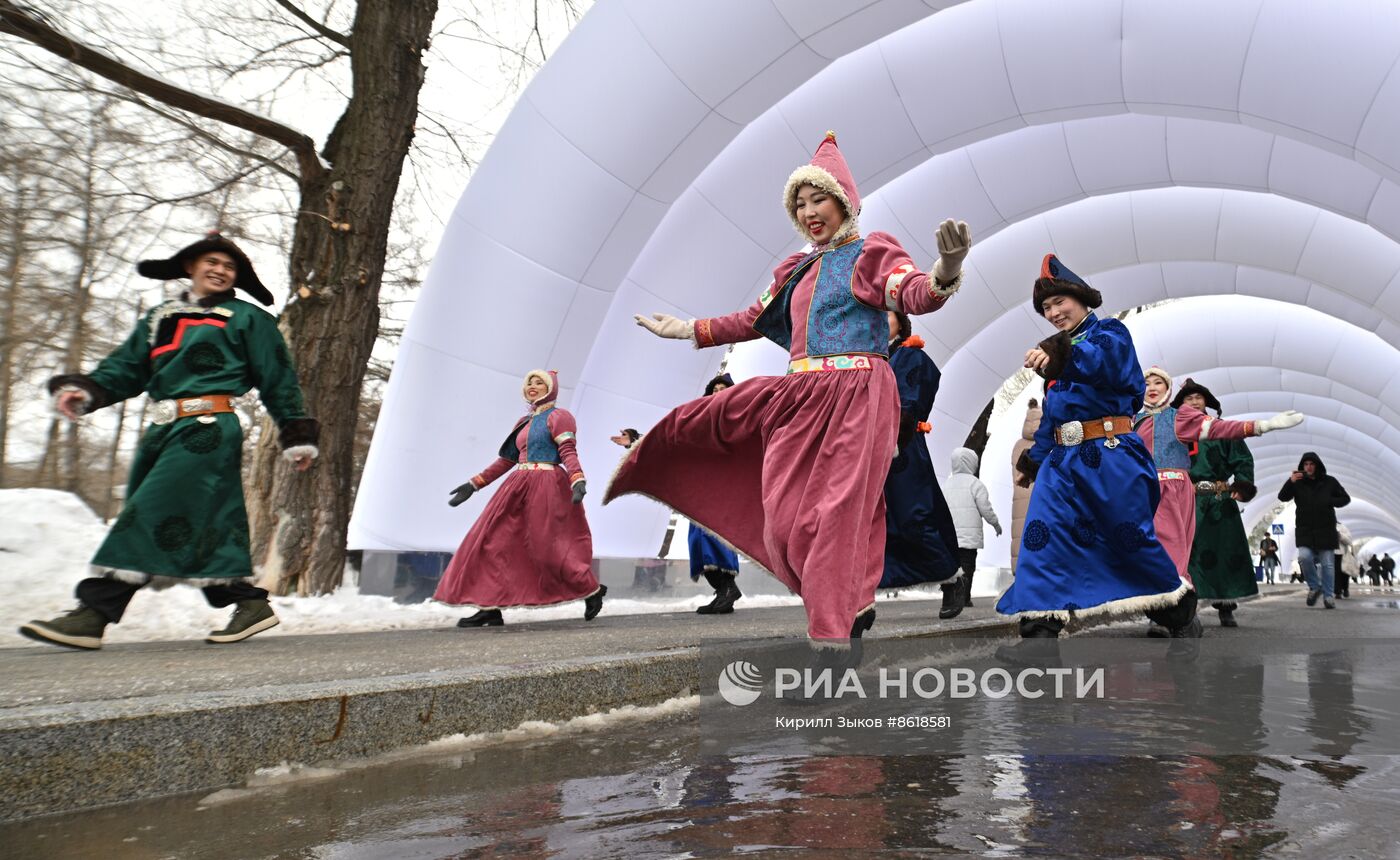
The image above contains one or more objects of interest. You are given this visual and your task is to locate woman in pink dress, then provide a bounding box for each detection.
[1133,366,1301,635]
[607,132,971,651]
[437,369,604,627]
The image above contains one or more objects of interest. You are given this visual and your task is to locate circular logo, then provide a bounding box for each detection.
[718,660,764,707]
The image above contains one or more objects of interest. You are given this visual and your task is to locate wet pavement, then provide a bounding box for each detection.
[5,591,1400,858]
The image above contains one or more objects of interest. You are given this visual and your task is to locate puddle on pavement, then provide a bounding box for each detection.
[4,708,1399,859]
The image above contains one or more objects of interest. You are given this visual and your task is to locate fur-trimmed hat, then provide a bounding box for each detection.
[1032,254,1102,316]
[783,131,860,246]
[704,373,735,397]
[137,232,274,306]
[522,368,559,410]
[1171,377,1223,414]
[1143,366,1173,408]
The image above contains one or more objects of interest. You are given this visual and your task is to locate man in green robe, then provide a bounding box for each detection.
[20,234,318,649]
[1175,379,1258,627]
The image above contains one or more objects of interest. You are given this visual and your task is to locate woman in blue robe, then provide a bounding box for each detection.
[996,255,1186,641]
[688,373,743,614]
[878,311,961,613]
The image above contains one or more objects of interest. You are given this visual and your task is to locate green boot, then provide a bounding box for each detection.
[206,599,279,644]
[19,607,108,650]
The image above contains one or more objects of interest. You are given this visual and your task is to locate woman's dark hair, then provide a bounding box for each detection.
[622,428,640,443]
[891,310,911,342]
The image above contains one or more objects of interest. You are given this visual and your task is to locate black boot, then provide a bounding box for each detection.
[1216,602,1238,628]
[962,570,974,607]
[851,606,876,638]
[697,571,741,615]
[997,619,1062,667]
[584,584,608,621]
[457,609,503,628]
[938,581,965,620]
[782,646,858,705]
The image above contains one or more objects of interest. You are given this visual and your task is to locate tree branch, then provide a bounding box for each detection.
[272,0,350,47]
[0,1,326,182]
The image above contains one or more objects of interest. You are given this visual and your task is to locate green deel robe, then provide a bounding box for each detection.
[1187,438,1260,602]
[56,292,315,584]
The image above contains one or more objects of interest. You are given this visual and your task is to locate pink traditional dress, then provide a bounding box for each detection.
[1132,368,1256,585]
[435,370,601,609]
[605,133,959,643]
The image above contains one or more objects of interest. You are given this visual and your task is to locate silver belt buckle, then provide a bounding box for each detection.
[150,400,177,425]
[1058,420,1084,446]
[181,398,212,414]
[1196,481,1216,493]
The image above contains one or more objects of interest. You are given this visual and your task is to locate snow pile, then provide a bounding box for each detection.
[0,489,951,646]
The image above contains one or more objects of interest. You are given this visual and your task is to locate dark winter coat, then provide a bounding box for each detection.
[1277,452,1350,550]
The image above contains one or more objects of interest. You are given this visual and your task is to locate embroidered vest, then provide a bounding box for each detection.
[1138,406,1191,470]
[525,408,561,463]
[752,238,887,357]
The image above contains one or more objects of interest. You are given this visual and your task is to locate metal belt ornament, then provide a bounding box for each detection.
[787,354,879,374]
[151,397,218,425]
[1054,418,1126,449]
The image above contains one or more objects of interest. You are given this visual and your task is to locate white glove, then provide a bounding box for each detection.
[634,312,694,341]
[1256,410,1304,434]
[931,219,971,283]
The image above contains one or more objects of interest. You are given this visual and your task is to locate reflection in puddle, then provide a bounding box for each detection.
[6,715,1399,858]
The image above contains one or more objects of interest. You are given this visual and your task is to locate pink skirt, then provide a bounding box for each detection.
[435,467,599,609]
[606,365,898,640]
[1154,470,1196,587]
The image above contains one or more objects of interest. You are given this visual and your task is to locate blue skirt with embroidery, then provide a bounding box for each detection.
[688,522,739,580]
[995,434,1184,619]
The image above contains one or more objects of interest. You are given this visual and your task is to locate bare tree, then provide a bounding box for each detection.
[2,0,439,593]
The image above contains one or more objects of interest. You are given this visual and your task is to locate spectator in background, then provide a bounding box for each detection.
[1278,452,1351,609]
[943,447,1002,618]
[1259,535,1281,584]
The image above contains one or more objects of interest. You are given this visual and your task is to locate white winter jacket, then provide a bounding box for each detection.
[945,447,1001,550]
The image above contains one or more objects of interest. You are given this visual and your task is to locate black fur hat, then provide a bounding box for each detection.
[137,232,274,306]
[1032,253,1102,316]
[704,373,735,397]
[1171,377,1223,413]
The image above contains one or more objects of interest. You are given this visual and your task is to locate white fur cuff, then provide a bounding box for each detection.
[282,444,319,462]
[929,270,963,298]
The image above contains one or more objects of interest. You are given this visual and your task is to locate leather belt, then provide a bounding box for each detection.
[1053,416,1131,448]
[787,353,884,374]
[150,394,235,425]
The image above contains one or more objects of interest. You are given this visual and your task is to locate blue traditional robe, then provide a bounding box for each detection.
[995,313,1184,620]
[688,523,739,580]
[879,337,960,588]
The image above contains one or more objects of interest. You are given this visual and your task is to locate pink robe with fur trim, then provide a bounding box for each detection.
[607,232,951,641]
[435,408,599,609]
[1135,405,1255,586]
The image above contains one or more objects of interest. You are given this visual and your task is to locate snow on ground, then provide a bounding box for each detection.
[0,489,975,646]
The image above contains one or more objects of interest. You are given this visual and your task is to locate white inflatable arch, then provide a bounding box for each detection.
[352,0,1400,555]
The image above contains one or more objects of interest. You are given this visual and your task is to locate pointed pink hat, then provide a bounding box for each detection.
[784,131,861,245]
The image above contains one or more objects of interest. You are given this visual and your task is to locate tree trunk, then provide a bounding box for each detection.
[248,0,437,595]
[0,183,26,488]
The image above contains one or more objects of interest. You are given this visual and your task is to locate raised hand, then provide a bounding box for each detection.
[634,313,694,341]
[932,219,972,283]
